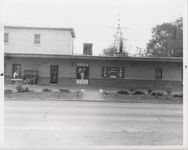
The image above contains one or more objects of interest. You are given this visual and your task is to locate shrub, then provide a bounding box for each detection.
[59,88,71,93]
[25,87,29,92]
[42,88,52,92]
[129,88,135,92]
[103,91,108,95]
[173,93,183,98]
[166,87,172,96]
[151,91,164,97]
[76,90,84,98]
[147,88,153,95]
[16,84,23,93]
[16,84,29,93]
[4,89,13,94]
[118,90,129,94]
[134,90,145,95]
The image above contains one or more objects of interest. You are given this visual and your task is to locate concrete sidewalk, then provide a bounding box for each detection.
[5,84,107,92]
[4,84,183,104]
[82,89,104,101]
[4,84,106,102]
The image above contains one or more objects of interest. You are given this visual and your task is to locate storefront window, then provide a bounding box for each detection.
[102,67,124,79]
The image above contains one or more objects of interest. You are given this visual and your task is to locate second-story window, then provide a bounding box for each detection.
[34,34,41,45]
[4,33,9,44]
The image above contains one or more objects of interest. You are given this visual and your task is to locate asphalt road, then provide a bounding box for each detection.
[4,100,183,148]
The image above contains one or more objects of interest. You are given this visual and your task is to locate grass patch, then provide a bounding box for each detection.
[147,88,153,95]
[151,91,164,97]
[102,90,182,104]
[4,89,13,94]
[42,88,52,92]
[117,90,129,94]
[16,84,29,93]
[4,90,83,101]
[59,88,71,93]
[173,93,183,98]
[129,88,135,93]
[133,90,145,95]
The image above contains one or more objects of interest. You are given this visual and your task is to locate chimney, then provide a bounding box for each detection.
[83,43,93,55]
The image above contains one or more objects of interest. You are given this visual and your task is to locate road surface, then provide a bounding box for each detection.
[4,100,183,148]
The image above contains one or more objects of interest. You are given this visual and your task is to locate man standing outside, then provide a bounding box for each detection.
[13,71,18,79]
[80,71,85,84]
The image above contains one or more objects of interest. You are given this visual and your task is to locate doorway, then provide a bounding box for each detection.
[12,64,21,78]
[76,63,89,84]
[50,65,58,84]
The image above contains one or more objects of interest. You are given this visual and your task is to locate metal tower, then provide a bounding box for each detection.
[112,15,129,54]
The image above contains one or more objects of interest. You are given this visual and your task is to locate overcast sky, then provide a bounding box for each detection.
[2,0,184,55]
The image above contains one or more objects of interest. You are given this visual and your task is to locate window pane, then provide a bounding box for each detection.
[76,65,89,79]
[102,67,124,79]
[34,34,40,44]
[4,33,9,43]
[4,64,7,74]
[155,68,162,80]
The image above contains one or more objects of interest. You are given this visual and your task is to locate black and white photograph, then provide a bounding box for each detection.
[0,0,187,149]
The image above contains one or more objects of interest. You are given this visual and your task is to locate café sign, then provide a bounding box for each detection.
[76,63,89,67]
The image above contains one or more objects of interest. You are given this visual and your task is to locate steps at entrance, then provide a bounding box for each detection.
[82,89,105,101]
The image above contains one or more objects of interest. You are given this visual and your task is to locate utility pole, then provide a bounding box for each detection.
[173,27,176,56]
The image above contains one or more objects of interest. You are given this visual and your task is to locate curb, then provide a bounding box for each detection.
[4,98,183,104]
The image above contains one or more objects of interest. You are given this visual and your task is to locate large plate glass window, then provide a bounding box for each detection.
[102,67,124,79]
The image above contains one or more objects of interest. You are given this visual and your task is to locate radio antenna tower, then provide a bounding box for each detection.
[112,14,130,54]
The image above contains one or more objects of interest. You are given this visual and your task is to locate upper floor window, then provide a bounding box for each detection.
[155,68,163,80]
[34,34,41,45]
[4,33,9,44]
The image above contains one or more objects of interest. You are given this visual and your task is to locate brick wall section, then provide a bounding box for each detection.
[4,57,183,90]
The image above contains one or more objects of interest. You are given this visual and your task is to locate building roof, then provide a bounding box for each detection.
[4,53,183,63]
[4,25,76,38]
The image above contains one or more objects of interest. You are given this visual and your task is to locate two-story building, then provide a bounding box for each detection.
[4,26,75,55]
[4,26,183,91]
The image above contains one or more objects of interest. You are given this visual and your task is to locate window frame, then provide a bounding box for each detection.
[4,32,9,44]
[4,63,7,74]
[102,67,124,79]
[155,68,163,80]
[12,64,22,78]
[34,34,41,45]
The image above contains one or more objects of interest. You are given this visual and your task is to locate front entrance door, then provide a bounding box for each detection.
[76,63,89,84]
[50,65,58,84]
[12,64,21,78]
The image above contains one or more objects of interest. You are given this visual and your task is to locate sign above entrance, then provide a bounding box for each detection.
[76,63,89,67]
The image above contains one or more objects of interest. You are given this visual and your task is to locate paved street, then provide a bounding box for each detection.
[4,100,183,148]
